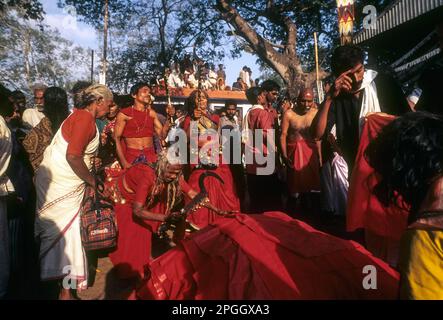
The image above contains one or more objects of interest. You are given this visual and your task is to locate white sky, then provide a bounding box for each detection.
[41,0,262,89]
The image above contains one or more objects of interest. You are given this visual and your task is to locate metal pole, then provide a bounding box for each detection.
[91,49,94,83]
[314,32,324,103]
[314,32,319,83]
[100,0,109,85]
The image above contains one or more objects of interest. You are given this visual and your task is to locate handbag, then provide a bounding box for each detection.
[80,168,118,251]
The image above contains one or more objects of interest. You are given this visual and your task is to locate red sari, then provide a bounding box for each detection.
[187,165,240,228]
[108,164,165,279]
[287,137,321,193]
[182,115,240,229]
[137,212,399,300]
[347,114,409,266]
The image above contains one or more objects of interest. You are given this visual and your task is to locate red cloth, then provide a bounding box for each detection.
[181,114,220,132]
[346,114,409,241]
[137,212,399,300]
[120,107,154,138]
[108,164,165,279]
[246,107,278,175]
[125,146,157,164]
[187,165,240,229]
[61,109,96,156]
[287,138,321,193]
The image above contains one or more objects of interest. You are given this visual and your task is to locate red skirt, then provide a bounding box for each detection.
[287,139,320,193]
[137,212,399,300]
[346,114,409,241]
[186,164,240,229]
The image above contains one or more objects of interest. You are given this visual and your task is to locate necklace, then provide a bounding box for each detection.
[131,105,148,133]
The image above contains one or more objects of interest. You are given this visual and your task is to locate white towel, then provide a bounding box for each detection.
[358,69,381,136]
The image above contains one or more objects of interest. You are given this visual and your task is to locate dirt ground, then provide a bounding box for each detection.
[77,236,173,300]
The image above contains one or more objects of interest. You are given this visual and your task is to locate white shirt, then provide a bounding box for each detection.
[239,70,251,88]
[168,71,185,88]
[22,107,44,131]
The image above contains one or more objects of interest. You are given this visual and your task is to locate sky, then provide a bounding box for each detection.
[40,0,262,89]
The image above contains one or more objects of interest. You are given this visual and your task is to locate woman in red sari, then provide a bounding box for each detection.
[181,90,240,229]
[108,151,231,280]
[114,83,165,168]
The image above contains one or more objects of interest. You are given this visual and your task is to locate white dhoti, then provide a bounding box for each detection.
[35,123,98,290]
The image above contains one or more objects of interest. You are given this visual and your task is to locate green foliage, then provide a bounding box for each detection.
[0,9,90,96]
[0,0,44,20]
[59,0,226,91]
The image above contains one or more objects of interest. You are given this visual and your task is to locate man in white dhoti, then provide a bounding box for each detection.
[34,84,113,300]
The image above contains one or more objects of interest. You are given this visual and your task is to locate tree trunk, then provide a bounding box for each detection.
[216,0,307,98]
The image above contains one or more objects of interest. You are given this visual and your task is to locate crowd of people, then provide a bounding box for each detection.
[0,39,442,300]
[163,54,256,91]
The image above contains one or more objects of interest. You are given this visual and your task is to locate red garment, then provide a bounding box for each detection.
[246,107,278,175]
[181,114,220,132]
[347,114,409,241]
[120,107,154,138]
[181,113,240,228]
[186,165,240,229]
[61,109,96,156]
[125,146,157,165]
[137,212,399,300]
[108,164,164,279]
[287,138,321,193]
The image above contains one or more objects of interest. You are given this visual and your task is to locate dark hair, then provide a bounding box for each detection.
[71,81,92,95]
[130,82,151,96]
[0,88,14,118]
[365,112,443,219]
[260,79,280,92]
[331,45,365,76]
[184,90,209,115]
[10,90,26,114]
[43,87,70,133]
[114,94,133,109]
[10,90,25,101]
[245,87,264,105]
[175,104,186,114]
[224,100,237,110]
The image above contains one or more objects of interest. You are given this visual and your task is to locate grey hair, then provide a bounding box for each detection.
[74,84,113,109]
[33,83,48,92]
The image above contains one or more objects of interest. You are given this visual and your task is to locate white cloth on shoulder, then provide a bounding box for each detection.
[358,69,381,136]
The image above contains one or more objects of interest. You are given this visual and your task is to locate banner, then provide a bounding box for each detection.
[337,0,355,45]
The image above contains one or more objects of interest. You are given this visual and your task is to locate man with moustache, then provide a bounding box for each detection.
[311,45,409,172]
[22,83,47,131]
